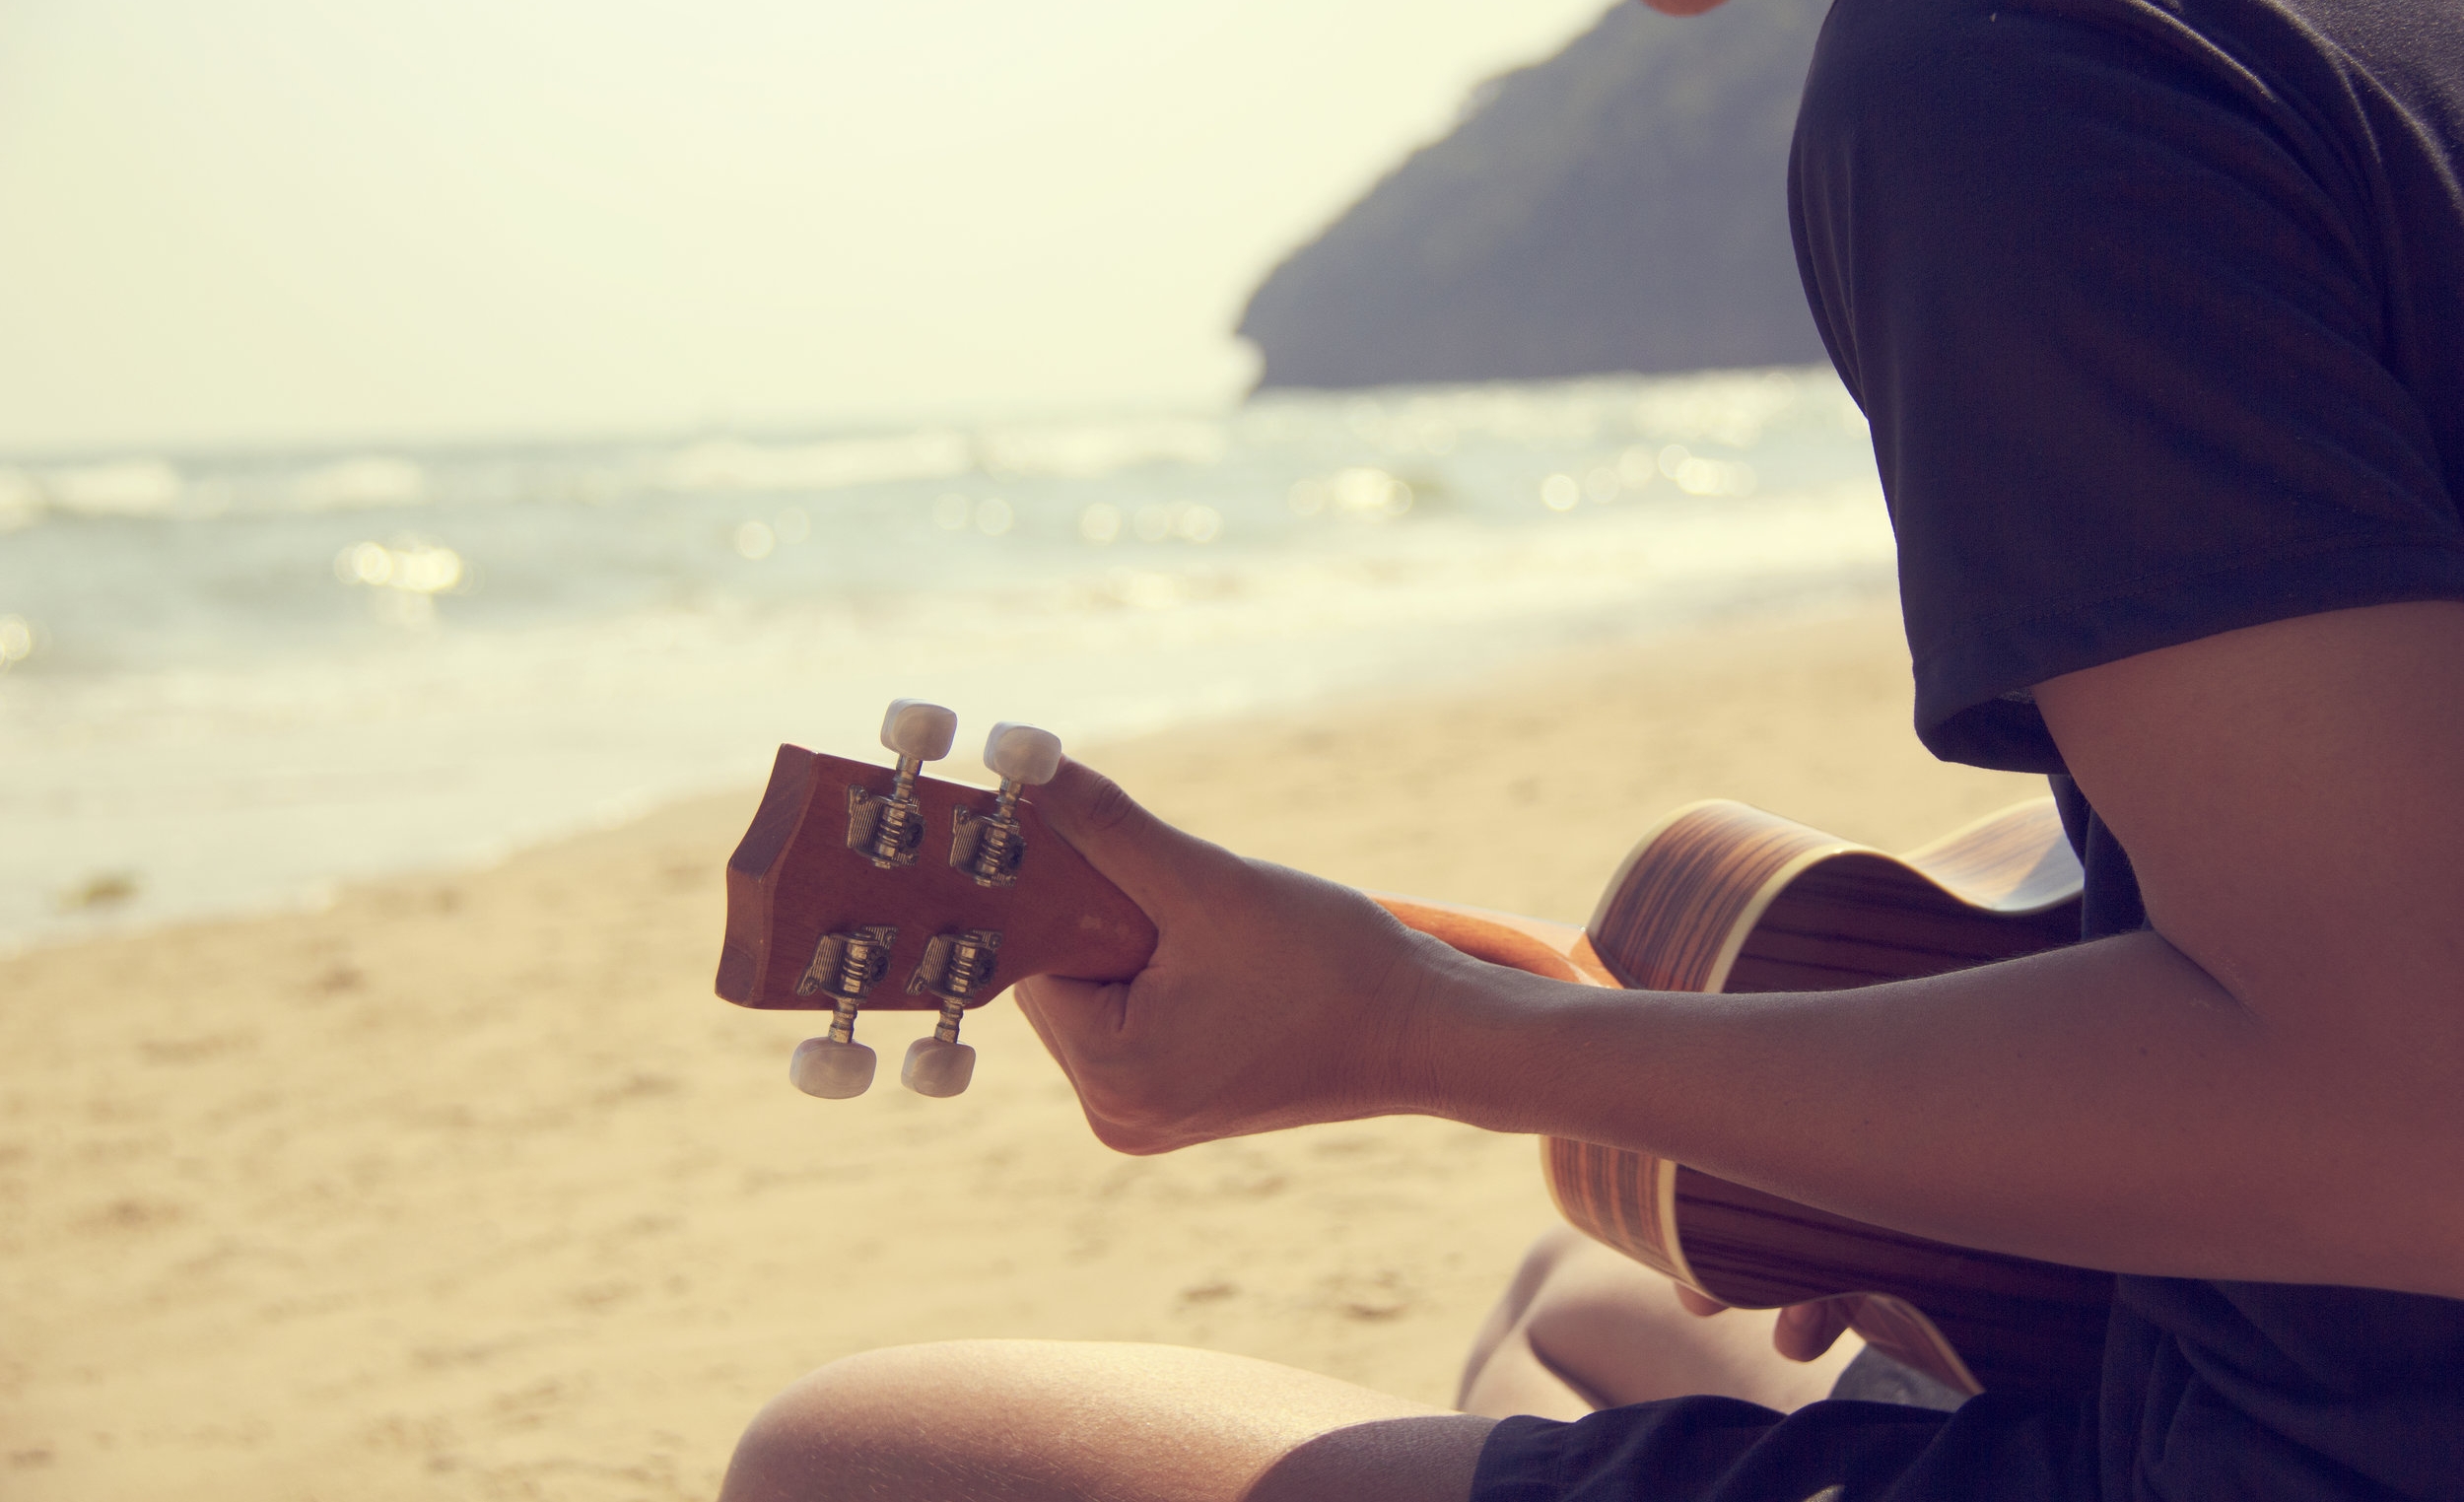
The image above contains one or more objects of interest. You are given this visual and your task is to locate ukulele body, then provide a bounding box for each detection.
[1549,799,2113,1398]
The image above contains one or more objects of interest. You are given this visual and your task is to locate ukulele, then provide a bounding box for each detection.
[716,700,2116,1399]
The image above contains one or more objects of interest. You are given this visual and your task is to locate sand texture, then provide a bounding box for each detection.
[0,604,2043,1501]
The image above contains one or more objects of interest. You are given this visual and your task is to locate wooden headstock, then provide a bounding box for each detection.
[715,701,1608,1099]
[716,742,1158,1014]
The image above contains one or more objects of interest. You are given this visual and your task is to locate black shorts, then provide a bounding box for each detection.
[1471,1391,2087,1502]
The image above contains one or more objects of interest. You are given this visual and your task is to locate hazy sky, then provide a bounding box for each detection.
[0,0,1615,454]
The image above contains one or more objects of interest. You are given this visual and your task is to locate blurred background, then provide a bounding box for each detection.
[0,0,1882,951]
[1,6,2015,1500]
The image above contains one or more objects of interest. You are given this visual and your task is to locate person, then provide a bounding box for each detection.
[718,0,2464,1496]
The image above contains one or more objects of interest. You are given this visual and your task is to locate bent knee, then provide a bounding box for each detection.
[1495,1225,1595,1320]
[721,1341,1004,1502]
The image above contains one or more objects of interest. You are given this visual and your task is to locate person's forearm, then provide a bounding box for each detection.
[1406,929,2464,1299]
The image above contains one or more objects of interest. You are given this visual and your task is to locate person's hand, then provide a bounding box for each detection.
[1012,757,1477,1153]
[1020,757,1857,1367]
[1673,1285,1857,1363]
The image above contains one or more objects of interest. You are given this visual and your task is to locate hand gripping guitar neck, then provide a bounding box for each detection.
[715,701,1149,1101]
[714,700,2114,1401]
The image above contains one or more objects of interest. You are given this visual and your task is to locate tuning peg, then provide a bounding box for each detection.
[984,721,1062,786]
[901,1035,977,1097]
[950,724,1060,886]
[852,699,956,869]
[880,699,958,764]
[788,1035,876,1098]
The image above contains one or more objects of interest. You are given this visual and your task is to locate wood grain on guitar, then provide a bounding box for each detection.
[718,704,1154,1099]
[717,702,2113,1398]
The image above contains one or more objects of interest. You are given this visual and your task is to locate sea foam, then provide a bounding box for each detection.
[0,367,1892,950]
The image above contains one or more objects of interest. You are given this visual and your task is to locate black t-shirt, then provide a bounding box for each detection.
[1795,0,2464,1496]
[1471,3,2464,1499]
[1795,0,2464,775]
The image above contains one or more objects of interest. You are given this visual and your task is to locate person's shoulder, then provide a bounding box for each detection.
[1815,0,2464,97]
[2010,0,2464,109]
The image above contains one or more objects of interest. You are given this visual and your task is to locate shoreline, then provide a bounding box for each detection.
[0,602,2041,1502]
[1,579,1897,963]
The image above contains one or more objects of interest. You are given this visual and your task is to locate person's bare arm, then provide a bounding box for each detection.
[1016,600,2464,1300]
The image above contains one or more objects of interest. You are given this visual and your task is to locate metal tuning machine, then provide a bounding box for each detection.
[788,924,900,1099]
[949,722,1063,887]
[847,699,957,869]
[900,928,1003,1097]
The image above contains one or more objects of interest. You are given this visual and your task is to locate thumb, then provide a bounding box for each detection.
[1011,973,1123,1062]
[1029,756,1226,918]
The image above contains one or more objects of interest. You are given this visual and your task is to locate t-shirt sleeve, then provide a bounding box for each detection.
[1788,0,2464,773]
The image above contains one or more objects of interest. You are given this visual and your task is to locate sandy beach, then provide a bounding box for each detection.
[0,602,2043,1502]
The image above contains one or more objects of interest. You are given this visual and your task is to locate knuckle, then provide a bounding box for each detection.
[1086,1113,1172,1156]
[1080,1076,1192,1156]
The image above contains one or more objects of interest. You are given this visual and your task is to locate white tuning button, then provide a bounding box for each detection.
[900,1036,977,1098]
[983,722,1063,785]
[864,699,955,867]
[880,699,958,763]
[957,721,1061,886]
[788,1037,877,1099]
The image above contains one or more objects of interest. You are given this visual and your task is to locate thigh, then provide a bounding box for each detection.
[1460,1228,1860,1420]
[719,1339,1495,1502]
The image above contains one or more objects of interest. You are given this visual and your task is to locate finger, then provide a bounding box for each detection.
[1673,1286,1732,1319]
[1772,1299,1854,1362]
[1012,973,1125,1051]
[1009,975,1065,1059]
[1028,757,1229,916]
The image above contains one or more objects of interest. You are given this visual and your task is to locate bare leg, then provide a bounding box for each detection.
[719,1339,1495,1502]
[1458,1228,1861,1420]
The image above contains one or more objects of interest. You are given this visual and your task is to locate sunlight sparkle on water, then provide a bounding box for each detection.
[1078,503,1124,543]
[0,366,1894,950]
[333,540,468,621]
[1288,468,1413,519]
[1657,444,1757,497]
[0,613,34,669]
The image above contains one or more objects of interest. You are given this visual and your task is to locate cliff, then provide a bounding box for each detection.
[1237,0,1832,388]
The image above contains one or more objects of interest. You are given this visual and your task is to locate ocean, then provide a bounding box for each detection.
[0,366,1896,953]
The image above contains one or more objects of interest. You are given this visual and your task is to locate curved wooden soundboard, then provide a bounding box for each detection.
[1550,799,2111,1398]
[718,747,2112,1397]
